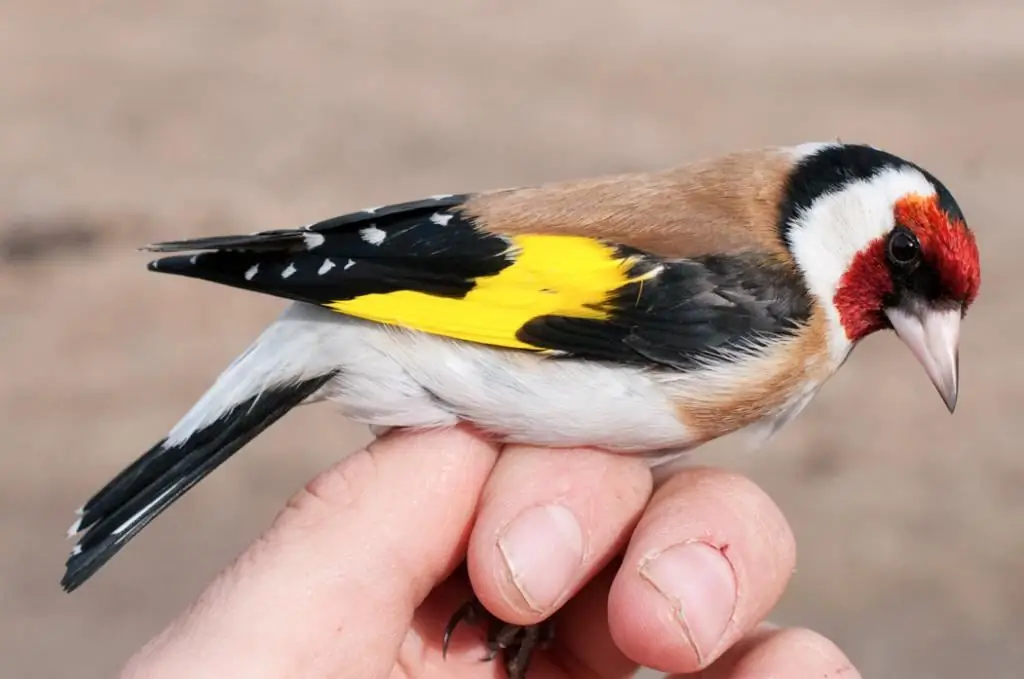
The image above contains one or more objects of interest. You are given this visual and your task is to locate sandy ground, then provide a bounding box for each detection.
[2,2,1022,677]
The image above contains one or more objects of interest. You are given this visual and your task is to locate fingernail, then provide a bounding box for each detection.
[639,542,737,664]
[497,504,584,612]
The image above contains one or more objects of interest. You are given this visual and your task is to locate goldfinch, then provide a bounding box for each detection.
[61,142,980,678]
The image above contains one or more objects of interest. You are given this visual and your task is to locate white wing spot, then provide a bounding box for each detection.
[362,206,382,214]
[430,194,453,200]
[344,258,356,270]
[318,258,336,275]
[303,232,326,249]
[281,263,297,278]
[430,212,453,226]
[244,264,259,280]
[189,255,199,265]
[360,226,386,245]
[71,543,82,556]
[66,516,83,538]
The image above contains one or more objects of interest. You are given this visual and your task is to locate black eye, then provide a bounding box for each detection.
[887,227,921,268]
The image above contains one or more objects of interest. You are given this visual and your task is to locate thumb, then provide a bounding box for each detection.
[122,426,499,679]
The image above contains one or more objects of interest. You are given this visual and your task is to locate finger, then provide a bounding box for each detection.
[121,426,500,679]
[607,466,797,673]
[676,625,861,679]
[466,445,653,625]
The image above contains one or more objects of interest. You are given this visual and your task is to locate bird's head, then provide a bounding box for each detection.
[783,144,981,412]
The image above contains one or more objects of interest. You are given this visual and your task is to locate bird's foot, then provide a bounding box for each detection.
[443,597,555,679]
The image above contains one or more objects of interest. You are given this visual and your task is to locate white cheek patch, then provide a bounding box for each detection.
[786,166,937,361]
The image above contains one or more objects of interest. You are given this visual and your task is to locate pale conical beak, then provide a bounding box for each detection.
[884,304,962,412]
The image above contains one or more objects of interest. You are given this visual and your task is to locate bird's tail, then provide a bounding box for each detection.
[61,310,338,591]
[61,372,332,592]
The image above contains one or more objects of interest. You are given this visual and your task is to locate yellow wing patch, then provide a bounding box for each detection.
[327,234,654,349]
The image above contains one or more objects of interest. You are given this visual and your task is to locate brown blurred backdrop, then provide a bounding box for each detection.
[2,2,1022,677]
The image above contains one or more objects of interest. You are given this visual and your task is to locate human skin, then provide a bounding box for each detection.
[120,426,860,679]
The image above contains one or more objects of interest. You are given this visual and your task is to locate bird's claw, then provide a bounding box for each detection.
[443,597,555,679]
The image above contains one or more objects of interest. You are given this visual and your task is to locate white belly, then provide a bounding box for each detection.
[167,302,829,456]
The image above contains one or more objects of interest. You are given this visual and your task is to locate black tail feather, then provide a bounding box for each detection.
[62,373,335,592]
[75,438,177,533]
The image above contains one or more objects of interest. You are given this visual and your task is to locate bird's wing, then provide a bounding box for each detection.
[146,194,811,368]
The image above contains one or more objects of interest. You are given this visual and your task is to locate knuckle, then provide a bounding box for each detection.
[274,448,381,531]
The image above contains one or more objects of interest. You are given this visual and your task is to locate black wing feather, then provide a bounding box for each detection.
[145,230,310,254]
[144,195,812,368]
[518,253,813,369]
[146,194,515,305]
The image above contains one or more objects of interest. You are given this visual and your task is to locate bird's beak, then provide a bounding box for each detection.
[884,303,962,412]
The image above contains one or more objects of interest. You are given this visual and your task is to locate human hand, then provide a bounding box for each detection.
[120,426,860,679]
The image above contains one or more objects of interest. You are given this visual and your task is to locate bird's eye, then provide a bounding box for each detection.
[887,227,921,268]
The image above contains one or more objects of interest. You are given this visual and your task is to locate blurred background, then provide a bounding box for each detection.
[2,1,1022,677]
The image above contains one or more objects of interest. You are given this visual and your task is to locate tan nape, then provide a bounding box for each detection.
[461,146,796,260]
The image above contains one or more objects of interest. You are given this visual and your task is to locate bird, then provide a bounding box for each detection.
[61,141,980,679]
